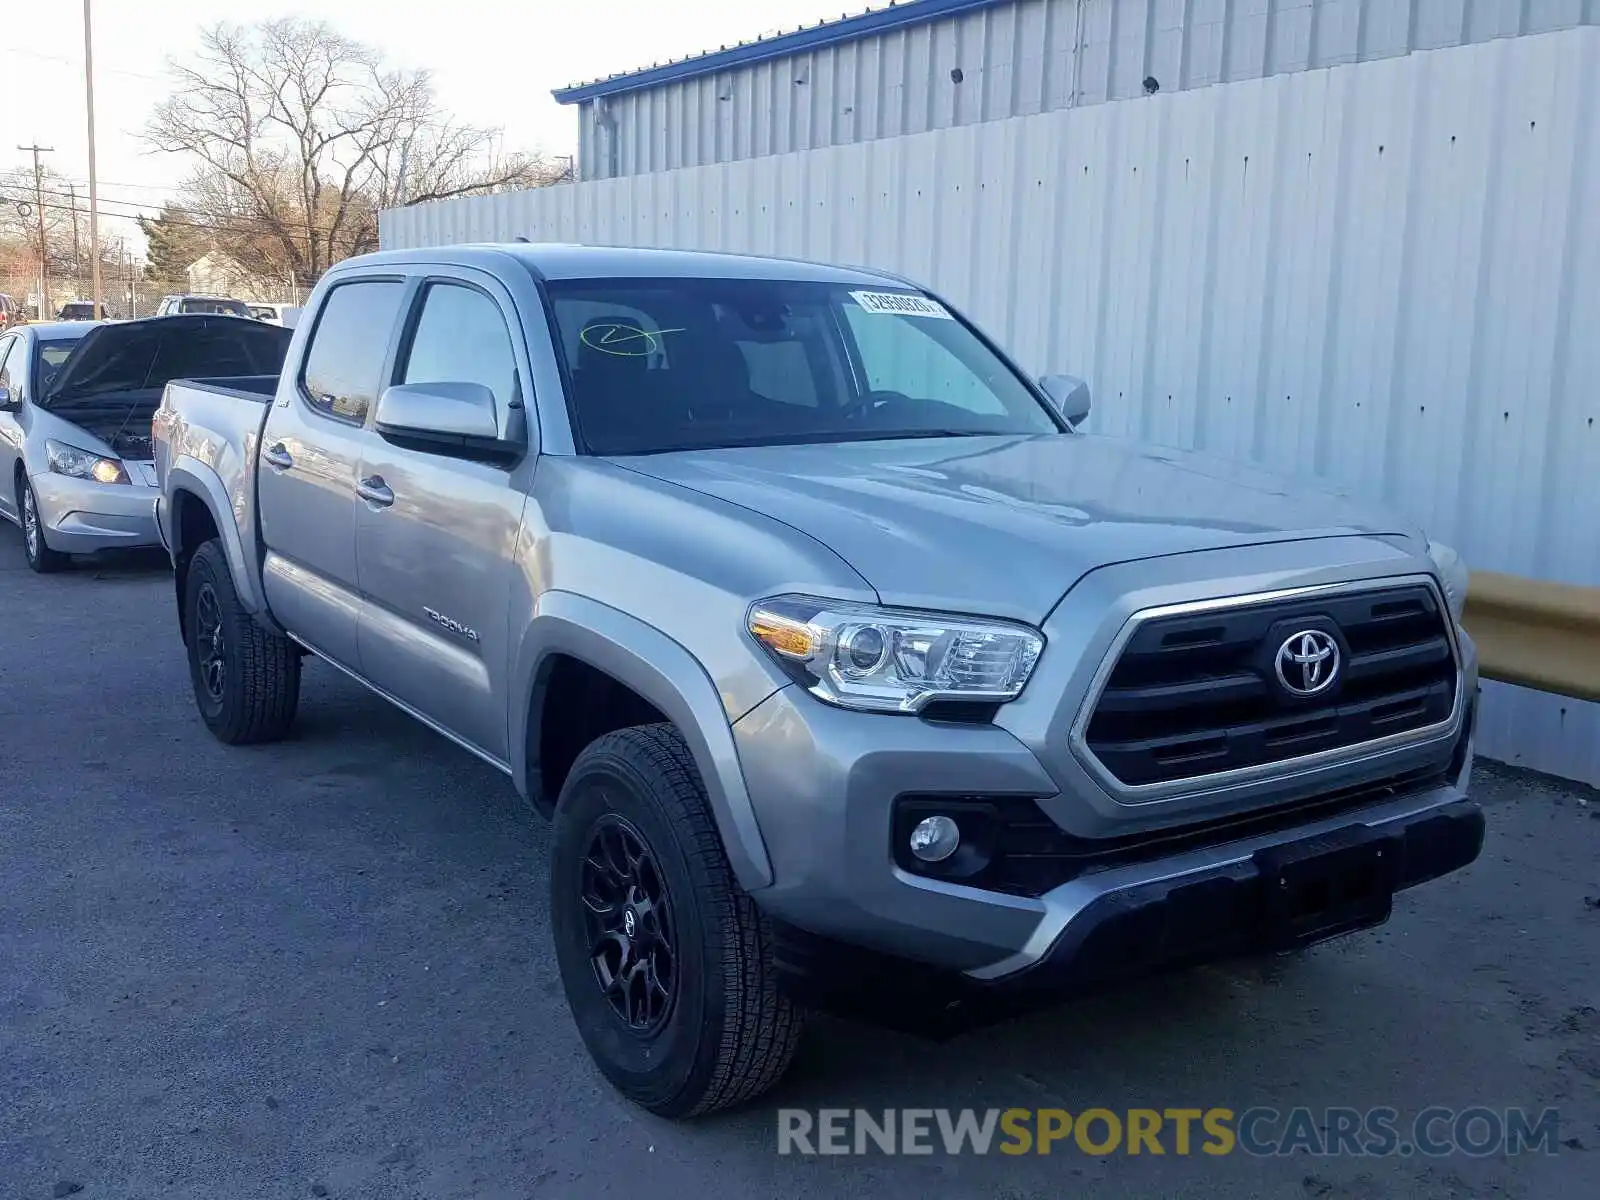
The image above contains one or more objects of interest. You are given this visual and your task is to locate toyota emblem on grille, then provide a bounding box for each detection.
[1274,629,1340,696]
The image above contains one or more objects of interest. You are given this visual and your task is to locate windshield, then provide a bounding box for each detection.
[34,339,79,394]
[180,299,249,316]
[544,278,1060,455]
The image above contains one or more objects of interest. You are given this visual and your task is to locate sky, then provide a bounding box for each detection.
[1,0,851,253]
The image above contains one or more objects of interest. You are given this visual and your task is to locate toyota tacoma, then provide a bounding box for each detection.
[152,244,1483,1117]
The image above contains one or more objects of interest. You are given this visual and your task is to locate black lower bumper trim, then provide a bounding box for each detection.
[1009,800,1485,994]
[766,799,1484,1038]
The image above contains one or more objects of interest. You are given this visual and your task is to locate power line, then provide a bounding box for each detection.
[0,187,373,244]
[0,44,166,83]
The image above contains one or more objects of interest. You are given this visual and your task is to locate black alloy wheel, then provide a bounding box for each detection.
[581,813,678,1034]
[194,580,227,704]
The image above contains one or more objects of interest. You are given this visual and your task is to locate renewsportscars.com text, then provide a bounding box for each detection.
[777,1107,1562,1158]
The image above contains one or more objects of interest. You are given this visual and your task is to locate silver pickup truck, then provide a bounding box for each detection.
[153,243,1483,1118]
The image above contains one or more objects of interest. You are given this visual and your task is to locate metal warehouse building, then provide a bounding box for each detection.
[385,0,1600,785]
[555,0,1600,179]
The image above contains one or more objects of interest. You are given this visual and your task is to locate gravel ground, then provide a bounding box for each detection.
[1,527,1596,1200]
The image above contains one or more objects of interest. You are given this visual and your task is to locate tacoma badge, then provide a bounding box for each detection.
[424,607,480,643]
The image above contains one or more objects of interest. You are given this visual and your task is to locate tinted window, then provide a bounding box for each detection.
[400,284,517,410]
[301,281,406,423]
[544,278,1056,455]
[179,299,249,316]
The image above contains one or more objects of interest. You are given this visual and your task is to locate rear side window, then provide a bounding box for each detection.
[301,281,406,423]
[400,283,518,412]
[180,299,249,316]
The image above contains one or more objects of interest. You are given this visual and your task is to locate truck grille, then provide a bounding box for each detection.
[1081,582,1458,789]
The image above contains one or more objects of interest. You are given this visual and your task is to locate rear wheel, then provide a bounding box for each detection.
[550,723,802,1117]
[184,539,300,743]
[19,478,68,574]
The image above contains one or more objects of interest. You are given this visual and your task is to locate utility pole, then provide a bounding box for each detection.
[16,143,53,317]
[83,0,103,319]
[69,181,83,293]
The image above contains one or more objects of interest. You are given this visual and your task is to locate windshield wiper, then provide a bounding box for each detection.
[854,429,999,441]
[614,429,1004,455]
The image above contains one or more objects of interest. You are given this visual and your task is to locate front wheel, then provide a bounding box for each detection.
[19,478,68,573]
[184,539,301,743]
[550,723,803,1117]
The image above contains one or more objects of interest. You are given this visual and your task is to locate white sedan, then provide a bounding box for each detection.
[0,316,291,573]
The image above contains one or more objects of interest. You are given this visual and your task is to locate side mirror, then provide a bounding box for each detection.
[1039,374,1091,426]
[0,385,14,411]
[374,382,519,459]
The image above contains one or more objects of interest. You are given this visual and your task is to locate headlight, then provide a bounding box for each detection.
[1426,540,1468,625]
[46,439,128,485]
[747,594,1044,713]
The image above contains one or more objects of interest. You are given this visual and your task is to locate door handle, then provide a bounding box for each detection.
[356,475,394,507]
[262,443,293,470]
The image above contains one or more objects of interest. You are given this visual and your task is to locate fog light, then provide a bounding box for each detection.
[908,815,961,863]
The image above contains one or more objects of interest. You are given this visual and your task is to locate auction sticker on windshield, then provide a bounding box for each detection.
[848,291,953,319]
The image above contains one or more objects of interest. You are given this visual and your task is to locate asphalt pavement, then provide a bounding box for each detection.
[1,525,1596,1200]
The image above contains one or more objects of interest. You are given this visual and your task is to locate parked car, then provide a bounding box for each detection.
[246,302,304,328]
[0,294,25,330]
[0,315,292,572]
[154,294,253,318]
[153,244,1481,1118]
[56,300,102,321]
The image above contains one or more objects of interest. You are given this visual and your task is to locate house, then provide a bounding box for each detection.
[185,251,271,299]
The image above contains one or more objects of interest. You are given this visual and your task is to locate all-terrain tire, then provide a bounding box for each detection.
[550,723,803,1117]
[184,538,300,744]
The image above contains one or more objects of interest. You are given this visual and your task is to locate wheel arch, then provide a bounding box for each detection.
[512,591,774,892]
[164,457,272,635]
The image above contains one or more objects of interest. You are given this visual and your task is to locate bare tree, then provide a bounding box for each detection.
[146,19,560,286]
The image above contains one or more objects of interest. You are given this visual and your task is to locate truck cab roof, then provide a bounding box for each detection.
[336,242,915,287]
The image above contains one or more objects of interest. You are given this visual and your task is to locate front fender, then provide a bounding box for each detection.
[165,455,269,620]
[511,590,775,891]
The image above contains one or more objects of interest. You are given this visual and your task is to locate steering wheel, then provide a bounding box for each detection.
[838,389,913,422]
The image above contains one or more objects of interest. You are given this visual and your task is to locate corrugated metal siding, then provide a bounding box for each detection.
[387,27,1600,785]
[576,0,1600,179]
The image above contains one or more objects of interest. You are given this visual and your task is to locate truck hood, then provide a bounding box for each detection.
[613,433,1418,622]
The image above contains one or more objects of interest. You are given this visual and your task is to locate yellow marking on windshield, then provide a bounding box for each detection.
[580,323,686,356]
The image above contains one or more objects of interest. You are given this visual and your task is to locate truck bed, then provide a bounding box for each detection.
[169,374,281,401]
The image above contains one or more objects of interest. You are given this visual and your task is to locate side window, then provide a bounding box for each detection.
[300,281,407,423]
[840,304,1007,416]
[400,283,517,411]
[0,338,15,392]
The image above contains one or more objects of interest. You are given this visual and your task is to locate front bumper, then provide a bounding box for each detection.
[733,682,1480,985]
[30,470,161,554]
